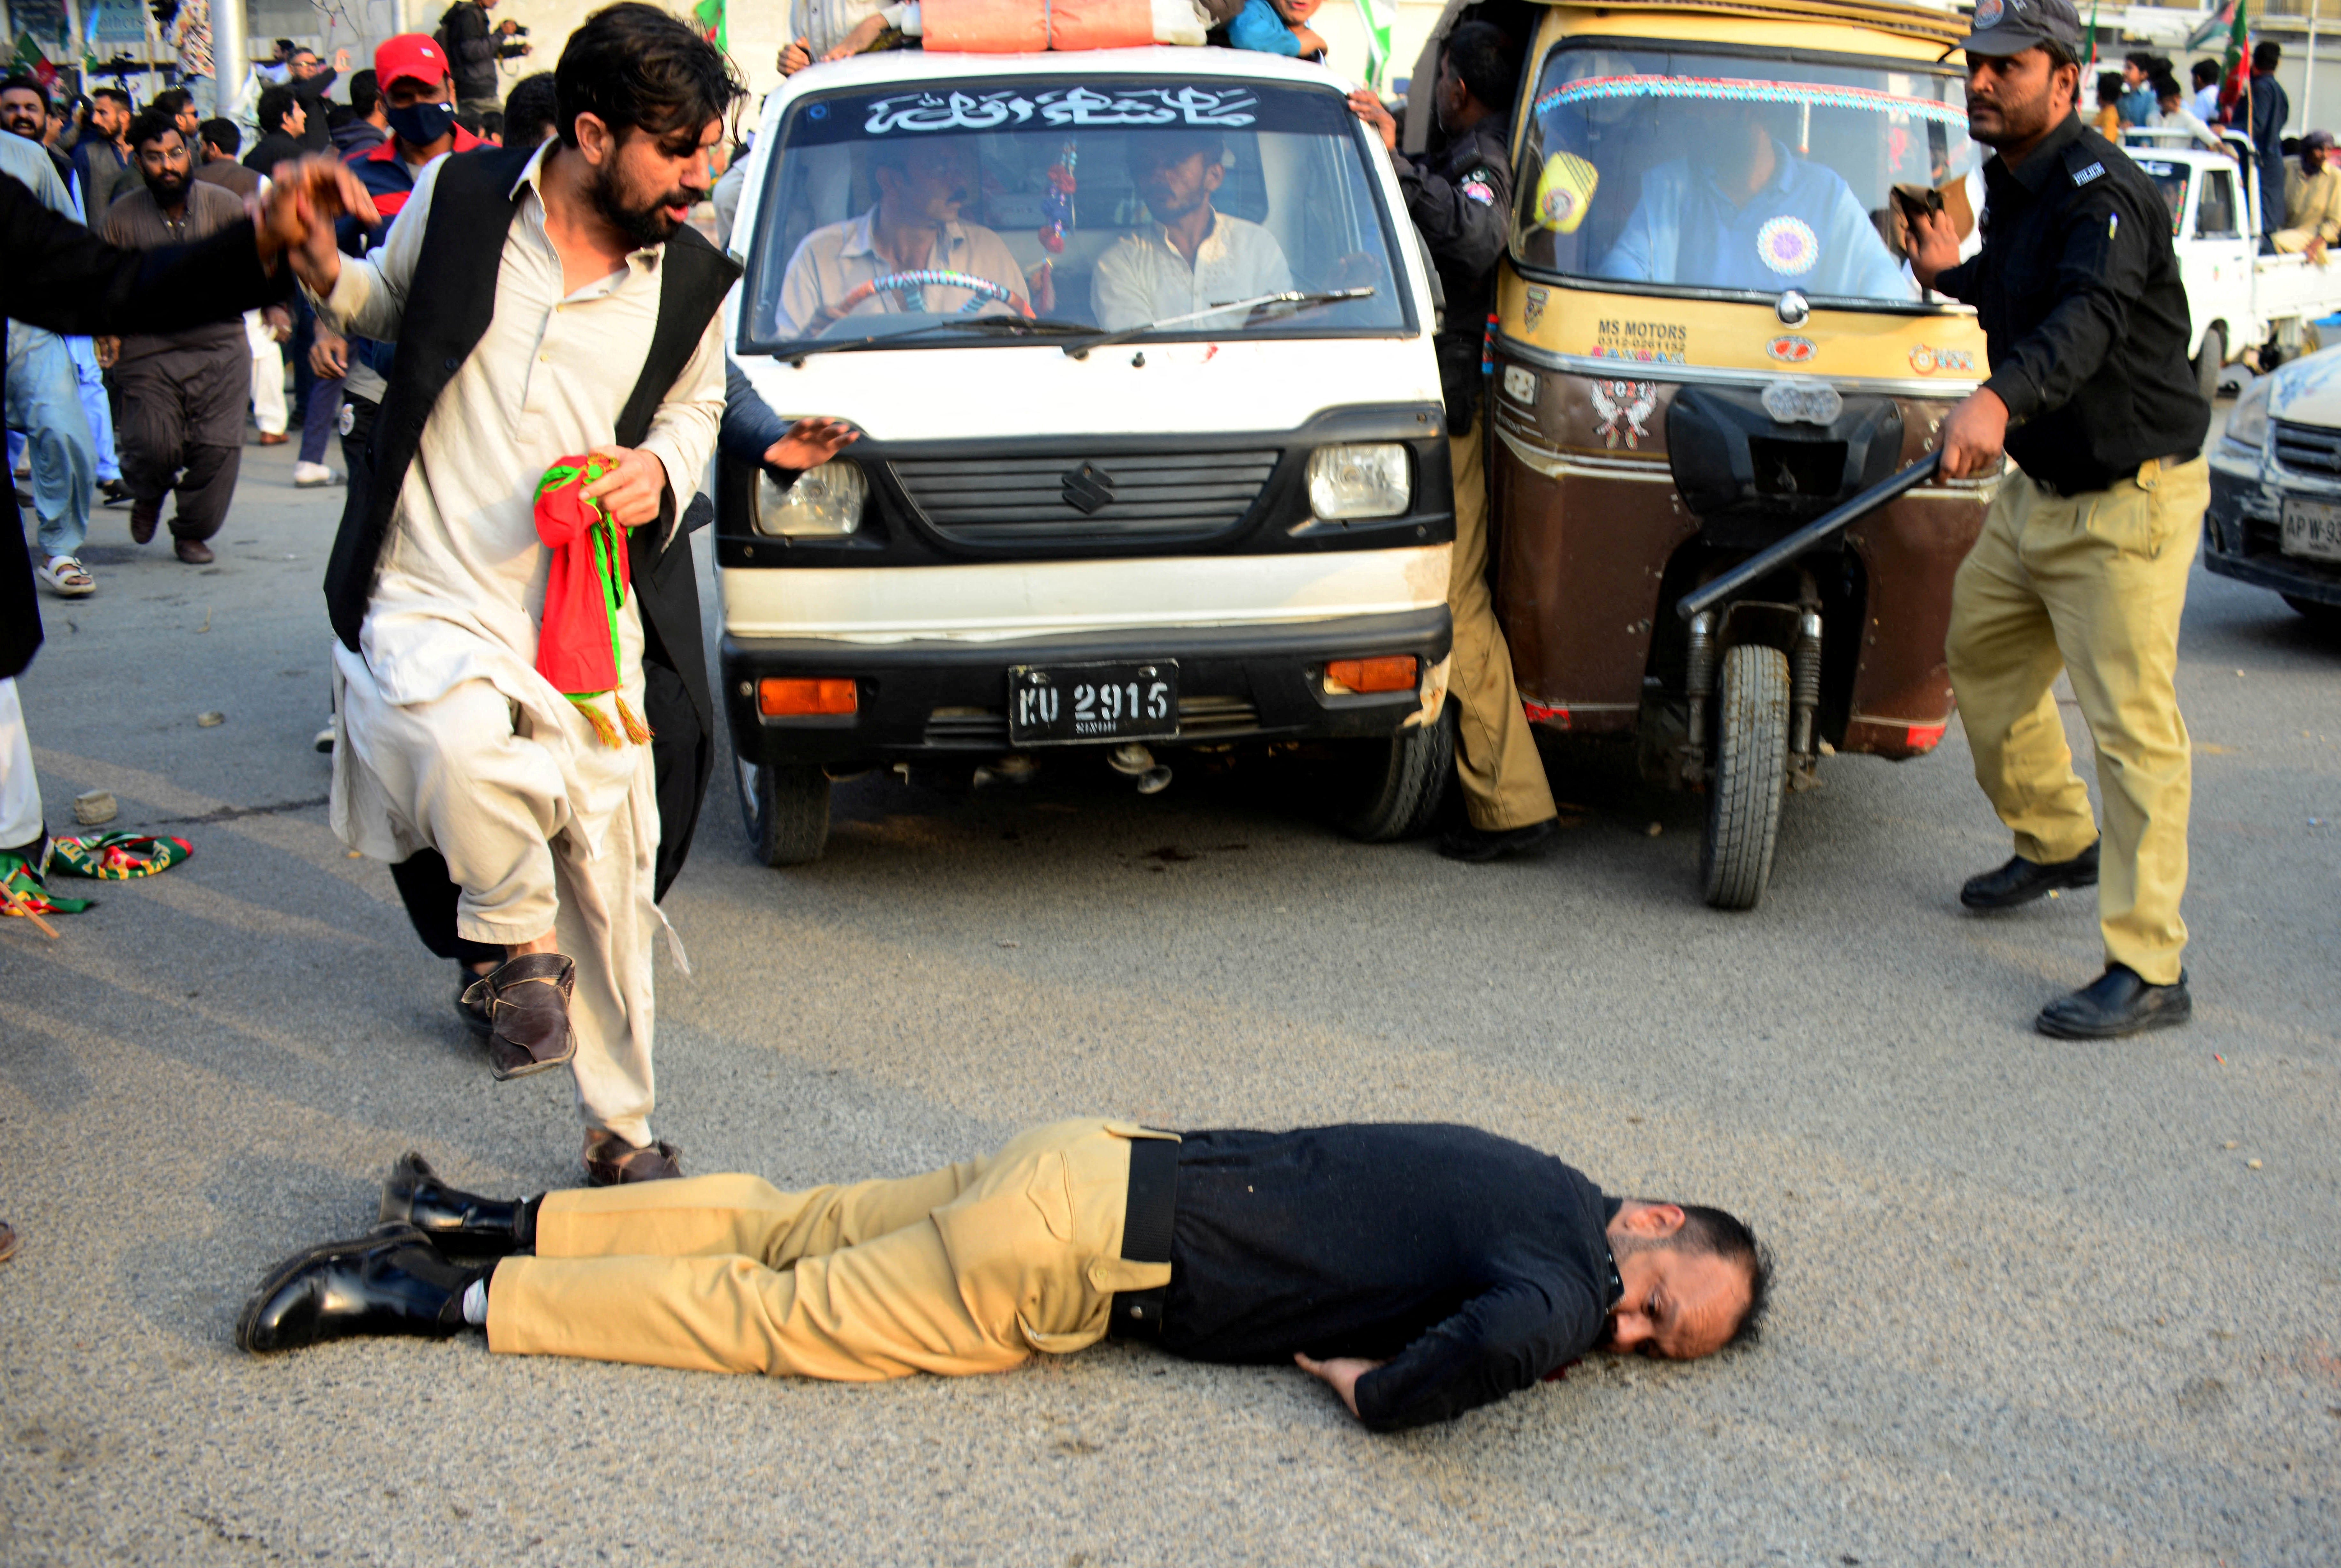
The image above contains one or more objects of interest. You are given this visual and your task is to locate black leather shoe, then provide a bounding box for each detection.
[236,1223,481,1354]
[1437,818,1559,863]
[379,1152,532,1260]
[462,952,577,1081]
[1960,841,2099,910]
[2035,965,2192,1039]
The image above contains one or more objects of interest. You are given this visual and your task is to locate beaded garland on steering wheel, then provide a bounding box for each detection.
[830,270,1036,319]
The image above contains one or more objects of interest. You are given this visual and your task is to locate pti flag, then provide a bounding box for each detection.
[693,0,726,53]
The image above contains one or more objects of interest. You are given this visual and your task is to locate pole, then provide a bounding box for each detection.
[1676,453,1943,622]
[2307,3,2319,132]
[212,0,245,121]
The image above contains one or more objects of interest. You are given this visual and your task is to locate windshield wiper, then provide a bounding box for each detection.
[1062,287,1377,358]
[779,315,1097,364]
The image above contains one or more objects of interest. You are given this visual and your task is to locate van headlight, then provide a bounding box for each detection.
[1307,443,1411,520]
[2224,374,2274,455]
[755,460,867,537]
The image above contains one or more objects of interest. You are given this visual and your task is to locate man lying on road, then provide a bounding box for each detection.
[239,1118,1770,1430]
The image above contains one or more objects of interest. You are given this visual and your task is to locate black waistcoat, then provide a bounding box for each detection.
[322,142,739,901]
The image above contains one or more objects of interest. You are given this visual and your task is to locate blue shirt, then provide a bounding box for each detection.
[2118,85,2157,127]
[1226,0,1300,55]
[1598,136,1913,300]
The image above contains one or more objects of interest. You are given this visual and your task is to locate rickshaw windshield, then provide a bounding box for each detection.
[1511,44,1975,306]
[739,79,1411,352]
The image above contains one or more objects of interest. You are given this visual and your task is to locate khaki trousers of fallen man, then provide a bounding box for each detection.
[486,1119,1173,1378]
[1945,455,2209,985]
[1448,414,1558,831]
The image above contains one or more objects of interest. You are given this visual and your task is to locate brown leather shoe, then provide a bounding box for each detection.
[462,952,577,1080]
[583,1129,684,1186]
[129,498,159,543]
[0,1221,16,1263]
[174,537,215,565]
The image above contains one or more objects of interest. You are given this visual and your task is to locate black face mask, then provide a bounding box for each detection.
[386,100,458,148]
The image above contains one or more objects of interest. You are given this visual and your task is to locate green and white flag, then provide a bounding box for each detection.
[1352,0,1394,91]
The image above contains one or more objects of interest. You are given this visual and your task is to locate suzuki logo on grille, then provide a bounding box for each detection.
[1061,463,1116,515]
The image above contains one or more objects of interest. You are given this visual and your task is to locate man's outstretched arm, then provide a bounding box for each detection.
[1307,1274,1602,1431]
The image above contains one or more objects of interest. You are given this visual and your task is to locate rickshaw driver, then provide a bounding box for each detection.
[1598,100,1914,299]
[1092,131,1293,333]
[773,138,1046,336]
[1905,0,2210,1039]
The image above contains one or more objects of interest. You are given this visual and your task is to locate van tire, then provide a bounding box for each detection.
[737,753,831,866]
[1699,644,1790,911]
[1334,705,1454,842]
[2194,325,2225,401]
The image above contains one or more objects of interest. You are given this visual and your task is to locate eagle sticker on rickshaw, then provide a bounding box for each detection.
[1524,285,1549,329]
[1755,216,1820,276]
[1589,380,1659,449]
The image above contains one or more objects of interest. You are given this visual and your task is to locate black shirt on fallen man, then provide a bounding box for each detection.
[1163,1123,1621,1430]
[1933,110,2209,495]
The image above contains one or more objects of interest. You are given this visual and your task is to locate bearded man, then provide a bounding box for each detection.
[299,4,840,1183]
[98,109,254,564]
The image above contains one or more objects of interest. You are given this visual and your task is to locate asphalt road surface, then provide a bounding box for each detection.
[3,437,2336,1567]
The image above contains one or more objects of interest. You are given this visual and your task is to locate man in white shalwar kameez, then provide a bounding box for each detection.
[299,6,747,1184]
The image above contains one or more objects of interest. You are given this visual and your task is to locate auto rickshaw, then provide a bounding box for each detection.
[1428,0,1994,908]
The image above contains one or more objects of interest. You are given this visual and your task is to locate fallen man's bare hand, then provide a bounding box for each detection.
[763,418,858,472]
[582,446,670,528]
[1294,1352,1386,1419]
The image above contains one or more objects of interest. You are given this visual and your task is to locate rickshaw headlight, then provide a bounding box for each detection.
[1307,444,1411,520]
[755,460,867,537]
[2224,374,2274,455]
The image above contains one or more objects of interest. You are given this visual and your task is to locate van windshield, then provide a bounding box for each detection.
[1511,45,1975,305]
[739,78,1411,351]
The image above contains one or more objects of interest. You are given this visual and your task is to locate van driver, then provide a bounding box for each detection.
[774,139,1043,336]
[1093,130,1293,333]
[1598,100,1913,299]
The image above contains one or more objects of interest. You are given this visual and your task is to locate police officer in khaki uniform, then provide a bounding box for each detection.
[1907,0,2211,1038]
[1352,23,1561,861]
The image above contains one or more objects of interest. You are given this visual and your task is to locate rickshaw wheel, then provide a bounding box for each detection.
[1332,704,1455,843]
[1700,644,1790,911]
[738,752,832,867]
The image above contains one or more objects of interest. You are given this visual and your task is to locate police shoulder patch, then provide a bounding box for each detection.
[2072,160,2107,187]
[1459,166,1498,205]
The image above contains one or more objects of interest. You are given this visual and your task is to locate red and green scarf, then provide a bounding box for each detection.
[534,456,651,749]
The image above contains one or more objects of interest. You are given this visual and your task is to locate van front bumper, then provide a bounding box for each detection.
[2205,452,2341,608]
[721,607,1452,769]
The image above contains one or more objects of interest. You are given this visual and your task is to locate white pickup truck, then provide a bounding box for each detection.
[2122,127,2341,393]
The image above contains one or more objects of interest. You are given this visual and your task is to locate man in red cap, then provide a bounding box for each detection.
[311,32,482,514]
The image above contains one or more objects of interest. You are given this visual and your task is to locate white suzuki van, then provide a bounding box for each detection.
[719,47,1455,863]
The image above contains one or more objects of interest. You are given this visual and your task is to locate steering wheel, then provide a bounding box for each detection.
[829,270,1034,321]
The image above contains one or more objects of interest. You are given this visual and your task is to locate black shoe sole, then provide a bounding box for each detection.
[1437,820,1558,863]
[488,1037,577,1082]
[2034,999,2192,1039]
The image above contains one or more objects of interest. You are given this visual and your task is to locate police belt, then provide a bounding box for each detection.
[2041,449,2201,498]
[1107,1134,1178,1339]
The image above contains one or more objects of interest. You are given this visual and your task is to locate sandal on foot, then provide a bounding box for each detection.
[35,556,93,597]
[583,1129,683,1186]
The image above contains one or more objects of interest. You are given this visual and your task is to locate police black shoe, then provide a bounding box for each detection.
[235,1223,481,1354]
[1960,841,2099,910]
[1436,818,1559,863]
[2034,965,2192,1040]
[379,1152,533,1261]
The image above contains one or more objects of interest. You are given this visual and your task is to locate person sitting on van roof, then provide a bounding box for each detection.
[1092,130,1292,333]
[774,138,1045,336]
[1596,99,1913,301]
